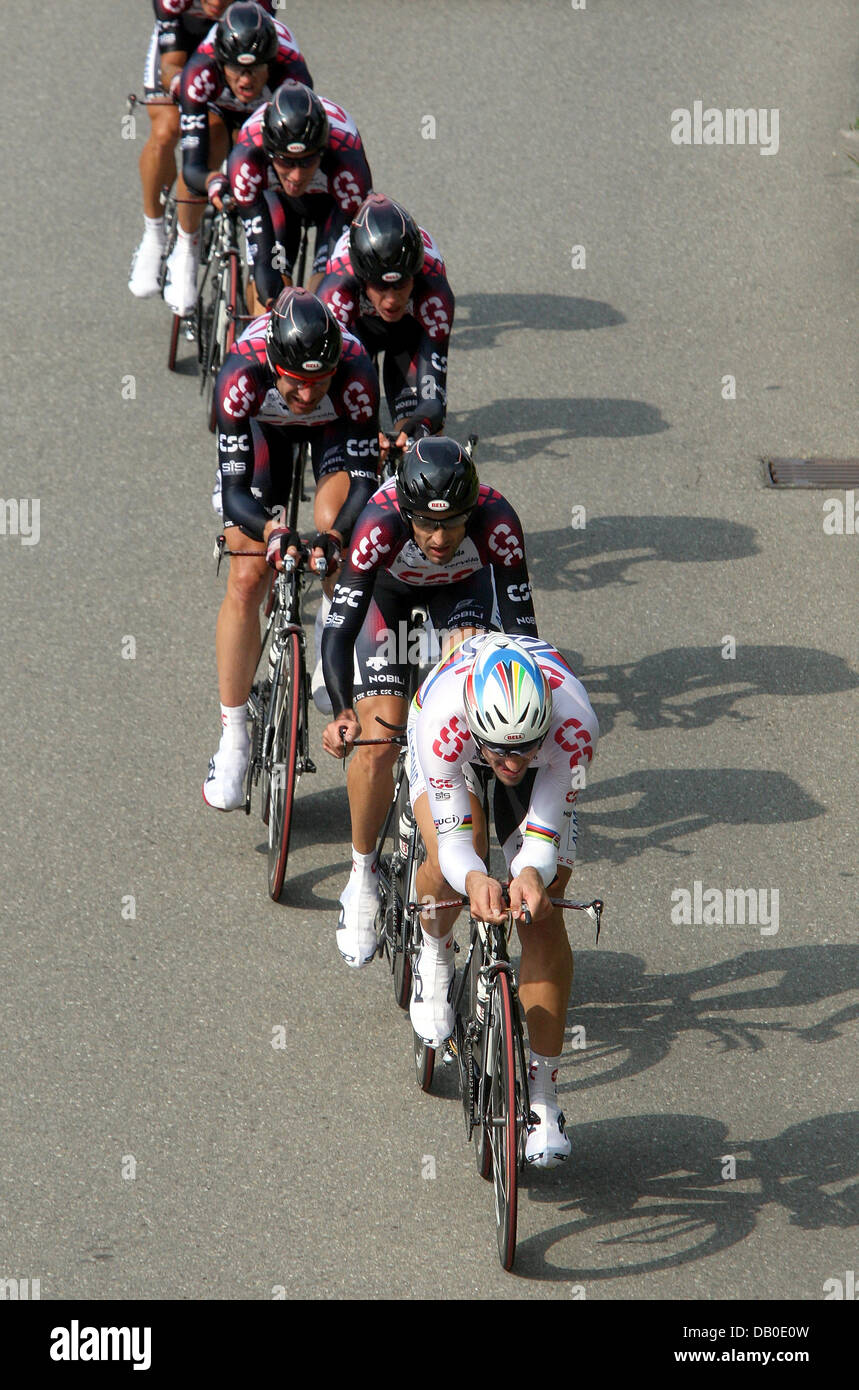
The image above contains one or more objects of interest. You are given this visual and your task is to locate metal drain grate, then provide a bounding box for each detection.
[764,457,859,488]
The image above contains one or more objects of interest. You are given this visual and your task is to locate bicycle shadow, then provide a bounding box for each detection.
[446,397,668,465]
[452,293,626,354]
[252,785,352,910]
[577,767,825,866]
[513,1110,858,1282]
[525,516,760,593]
[581,645,859,738]
[557,945,859,1093]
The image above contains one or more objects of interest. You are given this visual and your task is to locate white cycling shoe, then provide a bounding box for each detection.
[336,875,379,967]
[525,1100,571,1169]
[410,946,455,1048]
[202,740,249,812]
[128,233,164,298]
[163,241,199,317]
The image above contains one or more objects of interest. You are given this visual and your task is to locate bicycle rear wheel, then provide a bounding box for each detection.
[267,630,303,900]
[485,970,519,1270]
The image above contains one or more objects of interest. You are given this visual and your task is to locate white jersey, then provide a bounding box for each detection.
[407,635,599,894]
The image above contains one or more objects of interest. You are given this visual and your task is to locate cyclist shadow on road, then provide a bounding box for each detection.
[580,644,859,738]
[558,945,859,1095]
[447,398,668,465]
[514,1107,858,1282]
[577,767,824,867]
[525,515,760,593]
[452,293,626,354]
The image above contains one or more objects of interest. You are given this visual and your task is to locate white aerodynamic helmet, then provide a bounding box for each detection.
[462,634,553,749]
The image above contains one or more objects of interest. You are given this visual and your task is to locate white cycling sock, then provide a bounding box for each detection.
[176,225,200,251]
[143,214,165,243]
[220,703,249,750]
[528,1051,561,1104]
[420,927,454,962]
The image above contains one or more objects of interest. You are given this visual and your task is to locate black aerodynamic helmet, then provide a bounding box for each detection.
[262,80,329,158]
[266,287,342,378]
[349,194,424,285]
[395,437,479,519]
[214,3,279,68]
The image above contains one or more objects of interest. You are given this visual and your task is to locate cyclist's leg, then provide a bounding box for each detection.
[206,427,282,810]
[497,782,576,1166]
[130,34,180,296]
[409,785,486,1046]
[334,585,410,966]
[166,114,228,315]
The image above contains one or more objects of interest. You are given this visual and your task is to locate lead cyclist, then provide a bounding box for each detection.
[407,631,600,1168]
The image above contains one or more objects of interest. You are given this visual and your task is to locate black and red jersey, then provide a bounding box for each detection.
[154,1,275,56]
[179,21,312,195]
[321,482,537,714]
[228,93,372,221]
[317,225,454,413]
[215,313,380,539]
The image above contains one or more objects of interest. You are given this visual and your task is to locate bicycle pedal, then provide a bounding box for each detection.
[304,756,317,774]
[441,1040,457,1065]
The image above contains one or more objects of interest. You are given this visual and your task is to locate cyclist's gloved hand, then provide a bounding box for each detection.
[309,531,341,576]
[266,526,301,570]
[207,172,229,207]
[400,398,445,439]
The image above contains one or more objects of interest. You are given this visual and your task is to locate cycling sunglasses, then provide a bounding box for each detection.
[407,509,473,531]
[272,363,335,382]
[272,150,323,169]
[475,734,546,759]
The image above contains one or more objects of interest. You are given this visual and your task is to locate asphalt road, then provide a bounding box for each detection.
[1,0,857,1301]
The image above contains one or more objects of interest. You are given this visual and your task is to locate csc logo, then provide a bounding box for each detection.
[180,113,206,132]
[222,374,254,419]
[419,295,450,339]
[218,432,249,454]
[187,68,218,105]
[233,160,262,203]
[343,380,373,422]
[346,437,379,458]
[488,523,524,567]
[329,287,354,322]
[351,525,391,571]
[242,215,263,238]
[432,715,470,762]
[332,585,361,609]
[554,718,594,767]
[506,582,531,603]
[333,169,362,210]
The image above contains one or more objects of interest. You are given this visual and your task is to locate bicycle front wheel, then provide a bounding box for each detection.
[485,970,519,1270]
[267,631,303,901]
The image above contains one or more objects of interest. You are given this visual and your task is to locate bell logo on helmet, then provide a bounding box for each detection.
[238,54,255,65]
[286,141,306,153]
[427,499,449,511]
[302,359,322,371]
[381,271,401,283]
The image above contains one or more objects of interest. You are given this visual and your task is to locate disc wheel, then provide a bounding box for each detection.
[267,632,303,901]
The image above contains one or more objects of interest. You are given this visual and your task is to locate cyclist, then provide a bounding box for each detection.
[129,0,274,298]
[166,4,313,317]
[317,194,454,453]
[319,438,538,971]
[407,631,599,1168]
[227,81,372,315]
[203,287,381,812]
